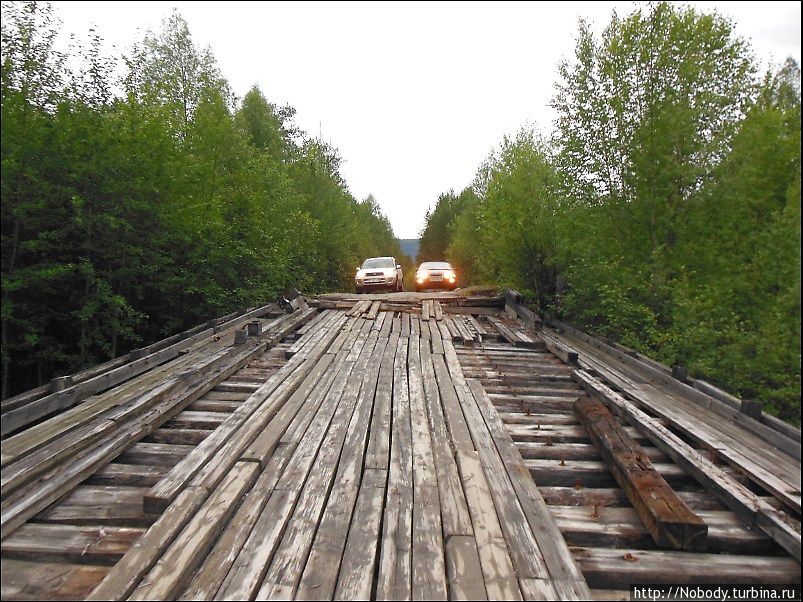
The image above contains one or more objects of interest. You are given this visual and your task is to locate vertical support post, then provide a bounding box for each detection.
[50,375,73,392]
[247,320,262,337]
[740,399,763,419]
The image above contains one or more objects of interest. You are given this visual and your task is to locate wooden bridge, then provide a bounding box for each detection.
[1,291,800,600]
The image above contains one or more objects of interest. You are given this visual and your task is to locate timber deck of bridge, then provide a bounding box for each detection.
[1,291,800,600]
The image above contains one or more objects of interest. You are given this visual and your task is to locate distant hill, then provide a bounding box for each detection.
[397,239,420,262]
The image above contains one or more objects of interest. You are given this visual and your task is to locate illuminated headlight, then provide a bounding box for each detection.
[417,271,429,282]
[445,270,456,281]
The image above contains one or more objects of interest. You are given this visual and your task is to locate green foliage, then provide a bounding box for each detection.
[419,3,800,424]
[1,2,401,397]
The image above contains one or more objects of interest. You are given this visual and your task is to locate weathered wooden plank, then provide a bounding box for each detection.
[574,395,707,550]
[540,331,579,364]
[443,316,462,341]
[400,311,411,337]
[420,346,474,537]
[573,546,801,588]
[366,300,382,320]
[458,371,589,600]
[523,458,691,489]
[1,431,134,539]
[238,353,336,466]
[332,468,388,600]
[467,315,488,337]
[2,523,144,565]
[146,427,212,446]
[433,301,444,321]
[143,315,345,513]
[34,485,157,528]
[0,326,216,437]
[365,332,400,470]
[295,333,389,600]
[408,336,448,600]
[422,299,431,321]
[86,463,166,487]
[553,506,780,554]
[177,447,294,600]
[452,316,478,345]
[216,329,370,600]
[199,390,251,401]
[432,355,474,452]
[516,440,667,462]
[86,488,207,600]
[549,319,801,460]
[187,399,241,413]
[538,486,726,510]
[507,423,650,444]
[1,558,109,601]
[428,319,445,355]
[444,535,487,601]
[129,462,259,601]
[635,383,801,513]
[504,289,541,331]
[455,450,522,601]
[487,316,523,346]
[376,334,413,601]
[117,441,193,468]
[256,328,381,600]
[3,330,274,525]
[451,383,556,591]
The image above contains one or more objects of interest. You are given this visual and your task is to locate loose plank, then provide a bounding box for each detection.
[86,488,207,600]
[574,395,707,550]
[574,370,802,561]
[128,462,260,600]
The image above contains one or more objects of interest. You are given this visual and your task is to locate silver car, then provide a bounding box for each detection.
[415,261,457,291]
[355,257,404,293]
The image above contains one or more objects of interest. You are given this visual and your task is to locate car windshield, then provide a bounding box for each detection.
[362,257,395,269]
[419,262,452,271]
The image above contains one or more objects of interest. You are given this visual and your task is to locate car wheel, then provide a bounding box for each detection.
[397,278,403,292]
[356,286,363,294]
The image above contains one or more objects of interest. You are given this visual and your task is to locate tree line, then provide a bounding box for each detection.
[1,2,408,398]
[419,3,801,423]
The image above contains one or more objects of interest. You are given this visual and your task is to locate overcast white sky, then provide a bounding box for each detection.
[50,1,801,238]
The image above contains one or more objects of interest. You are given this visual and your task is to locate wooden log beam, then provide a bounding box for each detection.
[574,395,708,551]
[574,370,801,561]
[541,331,579,365]
[504,288,540,330]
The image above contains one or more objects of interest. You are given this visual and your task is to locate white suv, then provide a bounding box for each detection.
[355,257,403,293]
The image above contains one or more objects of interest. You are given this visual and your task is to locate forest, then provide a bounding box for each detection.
[2,3,800,425]
[1,2,409,398]
[419,4,801,422]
